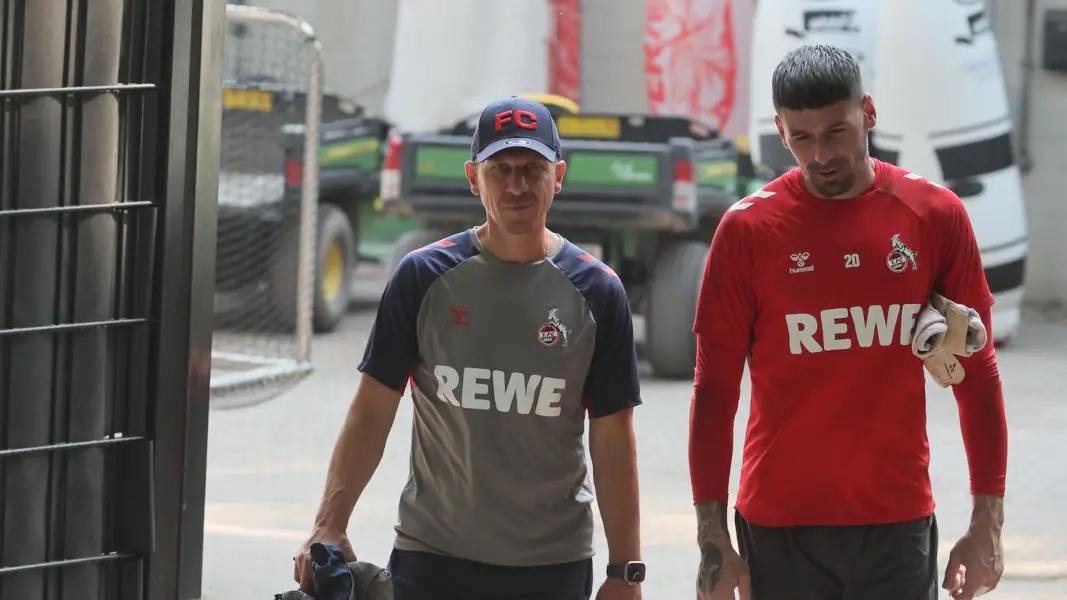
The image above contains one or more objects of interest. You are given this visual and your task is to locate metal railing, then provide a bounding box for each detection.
[0,0,167,597]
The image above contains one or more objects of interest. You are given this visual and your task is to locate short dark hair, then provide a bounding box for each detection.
[771,44,863,111]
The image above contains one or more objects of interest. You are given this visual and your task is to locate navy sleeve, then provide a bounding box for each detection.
[583,272,643,418]
[358,231,478,392]
[356,254,428,392]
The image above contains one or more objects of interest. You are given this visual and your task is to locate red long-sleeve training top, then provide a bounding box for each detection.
[689,161,1008,526]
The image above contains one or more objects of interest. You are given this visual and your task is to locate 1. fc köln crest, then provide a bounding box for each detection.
[538,308,572,348]
[886,234,919,273]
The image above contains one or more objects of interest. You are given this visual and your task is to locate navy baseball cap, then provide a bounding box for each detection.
[471,96,562,163]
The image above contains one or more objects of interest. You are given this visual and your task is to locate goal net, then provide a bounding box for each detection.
[210,6,322,409]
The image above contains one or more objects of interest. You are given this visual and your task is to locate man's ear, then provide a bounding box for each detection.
[465,160,479,196]
[862,94,877,130]
[554,160,567,194]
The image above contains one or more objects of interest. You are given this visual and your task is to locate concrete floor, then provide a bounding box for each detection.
[199,286,1067,599]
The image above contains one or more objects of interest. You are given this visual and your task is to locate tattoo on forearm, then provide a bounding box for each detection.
[695,502,729,545]
[697,542,724,592]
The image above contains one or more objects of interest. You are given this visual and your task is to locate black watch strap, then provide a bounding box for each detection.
[606,561,646,584]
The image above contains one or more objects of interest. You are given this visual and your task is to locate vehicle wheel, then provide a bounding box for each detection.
[312,204,357,332]
[645,241,709,379]
[270,203,357,334]
[386,229,450,275]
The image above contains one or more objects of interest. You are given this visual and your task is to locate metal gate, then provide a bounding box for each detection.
[0,0,223,599]
[209,5,323,410]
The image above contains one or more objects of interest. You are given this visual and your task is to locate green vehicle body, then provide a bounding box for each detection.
[410,142,764,196]
[317,132,420,263]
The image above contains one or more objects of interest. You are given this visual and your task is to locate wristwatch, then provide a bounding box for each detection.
[606,561,646,585]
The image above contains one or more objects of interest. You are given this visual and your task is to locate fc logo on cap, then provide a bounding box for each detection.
[495,109,538,132]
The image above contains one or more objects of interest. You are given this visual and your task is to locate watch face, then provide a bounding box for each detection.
[625,562,646,583]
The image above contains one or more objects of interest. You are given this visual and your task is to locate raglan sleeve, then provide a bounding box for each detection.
[583,273,642,419]
[693,209,757,346]
[934,188,995,311]
[356,254,428,393]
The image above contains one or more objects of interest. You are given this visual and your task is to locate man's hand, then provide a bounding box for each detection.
[698,537,750,600]
[293,527,357,593]
[695,502,751,600]
[596,578,642,600]
[943,496,1005,599]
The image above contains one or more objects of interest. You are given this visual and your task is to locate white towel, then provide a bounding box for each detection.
[911,305,948,359]
[912,302,965,388]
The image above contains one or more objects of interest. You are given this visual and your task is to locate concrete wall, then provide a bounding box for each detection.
[580,0,648,112]
[987,0,1067,305]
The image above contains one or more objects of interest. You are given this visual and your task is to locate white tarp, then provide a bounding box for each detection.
[384,0,552,132]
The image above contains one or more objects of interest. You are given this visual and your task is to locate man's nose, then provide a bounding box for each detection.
[812,142,835,167]
[504,170,529,193]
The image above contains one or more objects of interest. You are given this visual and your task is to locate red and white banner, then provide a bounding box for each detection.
[644,0,756,138]
[548,0,582,104]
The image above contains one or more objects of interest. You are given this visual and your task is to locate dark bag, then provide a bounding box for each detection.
[275,543,393,600]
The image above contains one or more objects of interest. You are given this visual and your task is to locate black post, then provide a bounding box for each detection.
[144,0,222,598]
[179,0,225,598]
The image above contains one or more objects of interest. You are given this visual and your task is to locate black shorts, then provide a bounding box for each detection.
[735,511,939,600]
[388,548,594,600]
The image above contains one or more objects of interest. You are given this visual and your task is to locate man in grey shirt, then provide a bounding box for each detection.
[294,97,646,600]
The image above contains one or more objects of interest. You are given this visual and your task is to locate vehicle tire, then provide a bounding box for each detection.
[311,204,357,332]
[386,229,450,275]
[645,240,710,379]
[270,203,357,334]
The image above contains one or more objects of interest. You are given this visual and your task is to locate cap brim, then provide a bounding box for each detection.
[474,137,557,163]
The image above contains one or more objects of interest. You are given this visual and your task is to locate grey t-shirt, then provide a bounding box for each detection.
[356,228,642,567]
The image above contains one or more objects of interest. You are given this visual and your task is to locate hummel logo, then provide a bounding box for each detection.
[789,252,814,274]
[448,306,470,327]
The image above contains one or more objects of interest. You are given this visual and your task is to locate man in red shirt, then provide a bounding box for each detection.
[689,45,1008,600]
